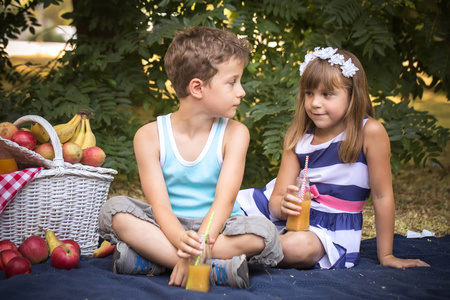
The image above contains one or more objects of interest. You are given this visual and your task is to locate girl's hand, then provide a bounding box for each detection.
[177,230,203,258]
[380,254,430,269]
[280,184,302,219]
[169,258,189,287]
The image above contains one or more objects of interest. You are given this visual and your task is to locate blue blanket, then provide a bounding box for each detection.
[1,234,449,299]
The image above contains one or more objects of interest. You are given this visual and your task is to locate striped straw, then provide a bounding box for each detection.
[195,211,215,266]
[299,156,309,201]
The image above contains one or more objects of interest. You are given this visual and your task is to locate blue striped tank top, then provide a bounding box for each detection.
[295,119,370,212]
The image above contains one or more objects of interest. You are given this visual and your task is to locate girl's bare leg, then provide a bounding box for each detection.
[277,231,325,269]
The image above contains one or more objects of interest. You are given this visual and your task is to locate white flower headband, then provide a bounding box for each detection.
[299,47,359,78]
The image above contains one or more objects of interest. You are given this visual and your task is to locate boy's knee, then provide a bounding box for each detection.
[111,212,129,228]
[244,216,283,266]
[220,216,284,266]
[258,217,280,248]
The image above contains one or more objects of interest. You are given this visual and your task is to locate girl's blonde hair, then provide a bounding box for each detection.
[284,49,374,163]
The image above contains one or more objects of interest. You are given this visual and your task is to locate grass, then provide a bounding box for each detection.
[108,88,450,240]
[108,86,450,241]
[108,146,450,240]
[361,152,449,239]
[8,51,450,240]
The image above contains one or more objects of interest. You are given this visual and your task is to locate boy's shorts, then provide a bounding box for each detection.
[98,195,283,267]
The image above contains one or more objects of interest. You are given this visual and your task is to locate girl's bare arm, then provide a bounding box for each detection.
[268,148,301,220]
[364,119,429,268]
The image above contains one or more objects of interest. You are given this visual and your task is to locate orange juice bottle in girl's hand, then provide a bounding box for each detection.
[0,145,18,174]
[286,177,311,231]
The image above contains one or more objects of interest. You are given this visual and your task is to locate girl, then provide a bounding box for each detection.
[237,47,429,270]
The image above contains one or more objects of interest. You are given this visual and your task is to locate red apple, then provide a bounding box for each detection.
[5,256,32,278]
[0,240,18,252]
[62,142,83,164]
[35,143,55,160]
[0,249,22,271]
[80,146,106,167]
[0,122,19,140]
[51,243,80,270]
[11,130,37,150]
[63,239,81,256]
[0,240,19,270]
[18,235,49,264]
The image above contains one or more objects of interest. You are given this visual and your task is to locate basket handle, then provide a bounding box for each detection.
[13,115,65,167]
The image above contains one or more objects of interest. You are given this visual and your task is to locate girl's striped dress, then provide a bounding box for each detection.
[237,119,370,269]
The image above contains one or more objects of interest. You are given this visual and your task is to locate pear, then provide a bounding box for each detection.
[40,227,63,255]
[92,240,116,258]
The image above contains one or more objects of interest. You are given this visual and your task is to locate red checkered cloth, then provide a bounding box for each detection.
[0,167,44,216]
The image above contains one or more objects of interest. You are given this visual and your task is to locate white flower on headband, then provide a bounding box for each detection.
[314,47,337,59]
[299,47,359,78]
[328,54,345,66]
[299,52,315,75]
[340,58,359,78]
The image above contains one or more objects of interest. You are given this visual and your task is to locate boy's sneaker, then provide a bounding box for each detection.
[112,242,165,275]
[206,254,249,288]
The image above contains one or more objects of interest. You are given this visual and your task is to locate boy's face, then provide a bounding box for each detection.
[201,57,246,119]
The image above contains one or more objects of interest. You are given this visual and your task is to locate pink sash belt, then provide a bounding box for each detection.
[310,185,366,212]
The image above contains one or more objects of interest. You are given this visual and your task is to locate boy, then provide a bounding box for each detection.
[98,26,283,289]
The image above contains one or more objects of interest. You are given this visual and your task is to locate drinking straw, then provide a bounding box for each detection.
[299,156,309,201]
[194,211,215,266]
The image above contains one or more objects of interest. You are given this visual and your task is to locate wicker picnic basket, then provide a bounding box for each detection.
[0,115,117,255]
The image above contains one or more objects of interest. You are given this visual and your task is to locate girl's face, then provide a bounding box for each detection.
[304,84,349,136]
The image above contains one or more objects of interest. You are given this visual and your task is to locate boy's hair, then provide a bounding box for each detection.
[284,49,375,163]
[164,26,252,98]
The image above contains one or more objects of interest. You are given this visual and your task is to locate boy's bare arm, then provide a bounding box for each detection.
[200,120,250,240]
[134,122,190,250]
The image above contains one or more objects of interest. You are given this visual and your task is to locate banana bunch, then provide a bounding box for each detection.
[70,113,96,149]
[53,113,82,143]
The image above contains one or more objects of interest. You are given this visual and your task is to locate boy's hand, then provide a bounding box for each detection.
[169,258,189,287]
[177,230,203,258]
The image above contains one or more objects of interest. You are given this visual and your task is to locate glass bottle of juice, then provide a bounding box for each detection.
[186,233,211,293]
[286,177,311,231]
[0,145,18,175]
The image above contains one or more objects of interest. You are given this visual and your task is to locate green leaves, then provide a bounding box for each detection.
[352,12,395,58]
[0,0,448,185]
[375,98,449,173]
[322,0,363,27]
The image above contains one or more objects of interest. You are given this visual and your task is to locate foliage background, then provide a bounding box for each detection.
[0,0,449,188]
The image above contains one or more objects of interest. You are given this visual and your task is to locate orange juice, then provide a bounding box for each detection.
[286,196,311,231]
[186,264,211,292]
[286,177,311,231]
[0,158,18,175]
